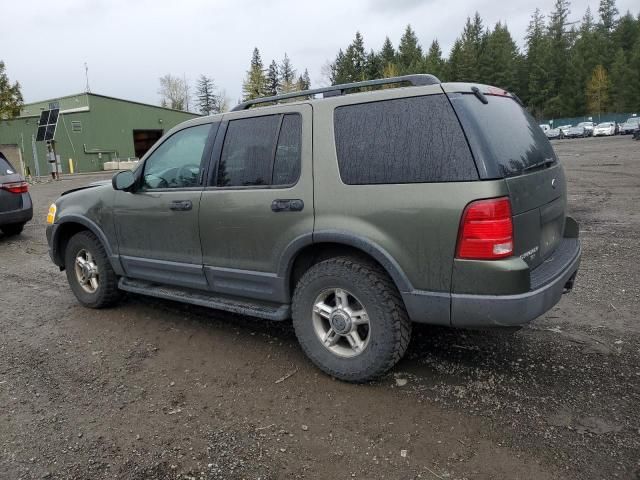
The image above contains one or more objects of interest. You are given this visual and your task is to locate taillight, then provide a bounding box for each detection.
[0,181,29,194]
[456,197,513,260]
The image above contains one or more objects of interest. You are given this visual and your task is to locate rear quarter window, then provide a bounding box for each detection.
[333,95,478,185]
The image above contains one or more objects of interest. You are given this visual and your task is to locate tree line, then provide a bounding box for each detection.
[242,48,311,101]
[327,0,640,119]
[158,74,228,115]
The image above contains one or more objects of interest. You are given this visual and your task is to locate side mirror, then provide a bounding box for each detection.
[112,170,136,191]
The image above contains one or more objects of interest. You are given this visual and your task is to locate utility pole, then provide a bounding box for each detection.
[85,62,91,93]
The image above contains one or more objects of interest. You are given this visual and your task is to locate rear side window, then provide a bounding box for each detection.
[217,113,301,187]
[448,93,558,178]
[333,95,477,185]
[0,154,15,175]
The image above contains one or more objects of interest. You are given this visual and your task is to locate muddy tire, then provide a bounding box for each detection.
[1,222,25,236]
[292,256,411,382]
[64,231,121,308]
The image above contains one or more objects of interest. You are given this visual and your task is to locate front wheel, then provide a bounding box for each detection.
[64,231,121,308]
[292,257,411,382]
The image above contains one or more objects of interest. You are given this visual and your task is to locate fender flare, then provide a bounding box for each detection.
[50,215,123,274]
[278,230,414,294]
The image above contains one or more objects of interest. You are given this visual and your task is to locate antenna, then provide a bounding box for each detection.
[84,62,91,93]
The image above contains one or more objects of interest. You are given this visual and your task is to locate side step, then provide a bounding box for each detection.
[118,277,291,321]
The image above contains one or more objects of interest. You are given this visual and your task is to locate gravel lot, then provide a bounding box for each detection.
[1,135,639,479]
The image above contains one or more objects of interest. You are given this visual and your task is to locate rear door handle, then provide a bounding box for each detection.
[170,200,193,211]
[271,199,304,212]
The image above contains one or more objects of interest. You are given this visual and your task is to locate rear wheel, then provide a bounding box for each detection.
[1,222,25,236]
[292,256,411,382]
[64,231,121,308]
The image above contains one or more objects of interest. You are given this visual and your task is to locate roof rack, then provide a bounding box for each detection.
[231,74,441,111]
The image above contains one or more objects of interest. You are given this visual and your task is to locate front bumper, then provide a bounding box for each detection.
[450,238,580,327]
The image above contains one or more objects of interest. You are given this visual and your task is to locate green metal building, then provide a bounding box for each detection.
[0,92,199,174]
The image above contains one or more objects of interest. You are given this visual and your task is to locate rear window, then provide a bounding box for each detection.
[448,93,558,179]
[0,154,16,176]
[333,95,477,185]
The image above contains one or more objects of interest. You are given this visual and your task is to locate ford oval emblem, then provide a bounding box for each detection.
[551,178,557,189]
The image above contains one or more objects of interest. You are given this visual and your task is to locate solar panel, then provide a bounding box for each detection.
[36,126,47,142]
[39,110,50,125]
[36,108,60,142]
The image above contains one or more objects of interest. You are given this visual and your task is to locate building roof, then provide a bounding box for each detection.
[18,92,199,118]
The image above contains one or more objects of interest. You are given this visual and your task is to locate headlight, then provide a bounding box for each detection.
[46,204,57,224]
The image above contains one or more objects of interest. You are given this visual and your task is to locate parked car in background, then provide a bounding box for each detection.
[565,125,587,138]
[539,124,550,132]
[0,152,33,236]
[558,125,573,135]
[44,76,581,382]
[620,117,640,135]
[576,122,595,136]
[545,127,564,140]
[593,122,616,136]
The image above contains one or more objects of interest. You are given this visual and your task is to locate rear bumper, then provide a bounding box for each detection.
[0,201,33,226]
[450,239,580,327]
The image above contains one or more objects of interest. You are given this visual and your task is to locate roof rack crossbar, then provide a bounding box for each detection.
[231,74,441,111]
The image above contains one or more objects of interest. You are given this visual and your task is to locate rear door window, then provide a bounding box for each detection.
[333,95,477,185]
[448,93,558,179]
[216,113,302,187]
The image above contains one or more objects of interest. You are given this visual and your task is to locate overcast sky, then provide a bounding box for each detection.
[2,0,638,109]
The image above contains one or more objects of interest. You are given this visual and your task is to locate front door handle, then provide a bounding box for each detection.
[271,199,304,212]
[170,200,193,211]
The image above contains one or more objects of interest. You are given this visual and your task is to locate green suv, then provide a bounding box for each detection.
[46,75,581,382]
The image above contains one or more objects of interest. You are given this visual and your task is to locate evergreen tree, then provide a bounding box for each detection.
[565,8,601,115]
[331,32,367,83]
[365,49,383,79]
[598,0,619,33]
[545,0,572,117]
[397,25,423,74]
[242,48,267,101]
[266,60,280,97]
[609,48,635,111]
[479,22,520,92]
[524,9,550,117]
[279,53,297,93]
[446,39,464,81]
[0,61,23,119]
[296,68,311,91]
[628,37,640,110]
[453,13,485,82]
[424,40,445,79]
[195,75,220,115]
[346,31,367,81]
[586,64,610,118]
[380,36,396,70]
[613,11,640,53]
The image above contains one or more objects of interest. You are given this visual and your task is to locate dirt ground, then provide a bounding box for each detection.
[1,135,639,480]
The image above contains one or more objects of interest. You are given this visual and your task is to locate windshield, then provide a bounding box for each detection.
[596,123,611,127]
[448,93,557,178]
[626,118,639,125]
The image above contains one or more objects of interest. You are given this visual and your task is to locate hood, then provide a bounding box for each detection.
[61,179,110,197]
